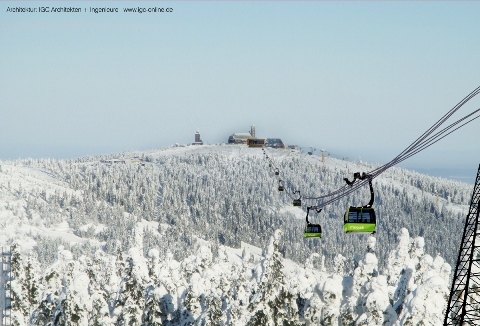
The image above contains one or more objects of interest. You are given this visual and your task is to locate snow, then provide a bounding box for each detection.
[279,205,305,220]
[6,222,456,325]
[0,144,473,325]
[57,245,73,261]
[26,223,92,246]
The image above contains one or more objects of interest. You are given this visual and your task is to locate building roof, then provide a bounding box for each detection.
[231,132,252,139]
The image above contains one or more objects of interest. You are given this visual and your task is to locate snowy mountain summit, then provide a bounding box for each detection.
[0,144,470,325]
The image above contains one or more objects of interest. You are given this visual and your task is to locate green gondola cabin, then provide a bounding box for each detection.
[304,224,322,238]
[343,172,377,234]
[344,207,376,234]
[304,206,322,238]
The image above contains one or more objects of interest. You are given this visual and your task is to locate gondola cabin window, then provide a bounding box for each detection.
[346,208,376,223]
[307,225,320,233]
[362,211,374,223]
[348,209,360,223]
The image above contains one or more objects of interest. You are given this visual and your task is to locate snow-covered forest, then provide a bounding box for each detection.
[0,144,474,324]
[9,228,451,325]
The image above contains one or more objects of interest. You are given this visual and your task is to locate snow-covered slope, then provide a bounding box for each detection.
[0,144,474,324]
[0,144,472,265]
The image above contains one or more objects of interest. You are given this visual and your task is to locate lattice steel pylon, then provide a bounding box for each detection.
[1,247,12,326]
[444,164,480,325]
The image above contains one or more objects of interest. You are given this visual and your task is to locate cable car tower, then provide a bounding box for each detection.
[444,164,480,325]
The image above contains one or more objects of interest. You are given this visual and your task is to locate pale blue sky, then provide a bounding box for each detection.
[1,1,479,179]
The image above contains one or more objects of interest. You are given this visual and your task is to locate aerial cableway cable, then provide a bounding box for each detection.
[264,85,480,210]
[263,151,350,201]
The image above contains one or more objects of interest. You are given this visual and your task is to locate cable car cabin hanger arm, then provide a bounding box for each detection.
[344,172,374,208]
[305,206,322,224]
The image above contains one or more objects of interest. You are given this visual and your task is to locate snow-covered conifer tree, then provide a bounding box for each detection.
[295,253,324,325]
[397,255,451,325]
[116,247,150,325]
[10,243,41,326]
[247,230,300,325]
[155,250,183,323]
[321,274,343,324]
[356,274,396,325]
[61,262,91,325]
[333,253,347,276]
[84,254,113,325]
[226,257,252,325]
[385,228,414,315]
[142,287,165,326]
[302,290,324,325]
[356,237,396,325]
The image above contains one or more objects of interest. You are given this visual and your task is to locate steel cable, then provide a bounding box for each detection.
[264,86,480,210]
